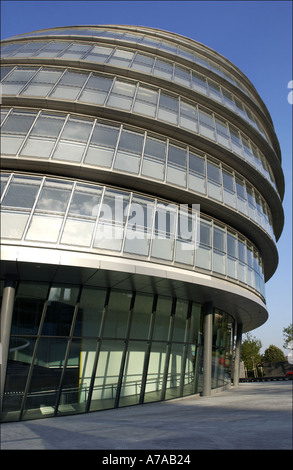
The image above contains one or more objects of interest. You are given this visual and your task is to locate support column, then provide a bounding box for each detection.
[0,276,16,410]
[202,302,213,397]
[233,323,243,386]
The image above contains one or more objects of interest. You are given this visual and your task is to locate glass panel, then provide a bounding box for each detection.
[21,69,63,96]
[213,226,226,274]
[124,197,154,256]
[207,160,222,200]
[74,287,107,337]
[2,175,41,209]
[60,218,95,246]
[165,342,184,400]
[196,219,212,270]
[144,341,166,403]
[189,152,206,194]
[199,109,216,140]
[35,179,72,214]
[222,168,236,207]
[79,74,113,104]
[236,178,247,214]
[192,72,208,95]
[1,110,37,135]
[151,203,176,260]
[41,284,79,335]
[23,337,68,419]
[107,49,134,67]
[129,293,154,340]
[172,299,188,342]
[1,212,29,239]
[90,339,124,411]
[180,101,198,132]
[94,190,129,251]
[158,93,178,124]
[85,122,119,167]
[119,340,148,407]
[11,282,49,335]
[57,337,90,415]
[152,296,173,341]
[154,59,173,79]
[114,129,144,173]
[52,118,93,162]
[106,80,136,110]
[215,117,231,148]
[25,215,63,242]
[208,80,223,102]
[133,86,158,117]
[20,114,66,158]
[84,45,113,60]
[102,290,132,339]
[167,144,187,187]
[68,183,102,217]
[174,65,191,86]
[131,53,154,73]
[229,125,243,156]
[3,337,37,419]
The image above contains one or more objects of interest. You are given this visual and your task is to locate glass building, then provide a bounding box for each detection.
[0,25,284,422]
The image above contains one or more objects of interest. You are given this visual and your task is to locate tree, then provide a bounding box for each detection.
[283,323,293,349]
[241,333,262,376]
[262,345,286,363]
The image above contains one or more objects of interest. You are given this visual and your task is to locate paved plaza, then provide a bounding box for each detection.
[1,381,292,450]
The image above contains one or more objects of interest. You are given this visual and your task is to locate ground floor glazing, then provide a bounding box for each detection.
[1,279,234,422]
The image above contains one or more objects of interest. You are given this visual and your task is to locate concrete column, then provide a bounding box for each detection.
[0,277,16,410]
[233,323,243,386]
[202,302,213,397]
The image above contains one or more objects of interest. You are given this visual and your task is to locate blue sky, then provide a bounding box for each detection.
[1,0,292,353]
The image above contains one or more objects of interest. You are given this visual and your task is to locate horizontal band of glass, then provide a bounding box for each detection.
[0,40,271,147]
[1,282,233,420]
[0,107,276,241]
[0,173,266,299]
[5,26,258,105]
[0,65,278,192]
[0,64,276,191]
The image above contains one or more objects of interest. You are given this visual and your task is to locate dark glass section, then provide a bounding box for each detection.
[1,281,235,422]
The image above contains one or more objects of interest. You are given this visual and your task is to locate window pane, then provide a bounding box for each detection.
[1,212,29,239]
[1,110,37,134]
[59,118,93,142]
[2,175,41,209]
[129,293,154,339]
[103,290,132,338]
[68,184,102,216]
[25,215,63,242]
[35,180,72,213]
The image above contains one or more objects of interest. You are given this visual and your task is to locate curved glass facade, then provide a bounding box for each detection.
[1,66,277,191]
[1,25,284,423]
[1,108,275,241]
[1,173,265,297]
[1,282,233,422]
[5,26,264,105]
[1,40,272,148]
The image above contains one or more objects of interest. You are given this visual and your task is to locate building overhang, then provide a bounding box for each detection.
[1,244,268,333]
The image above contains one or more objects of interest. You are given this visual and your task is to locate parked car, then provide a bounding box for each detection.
[285,371,293,378]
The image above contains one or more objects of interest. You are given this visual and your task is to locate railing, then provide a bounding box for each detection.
[239,375,292,382]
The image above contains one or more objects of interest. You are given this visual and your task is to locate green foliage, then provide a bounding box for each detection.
[262,344,286,363]
[283,323,293,349]
[241,333,262,372]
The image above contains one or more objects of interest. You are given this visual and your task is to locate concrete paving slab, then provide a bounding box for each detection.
[1,381,292,450]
